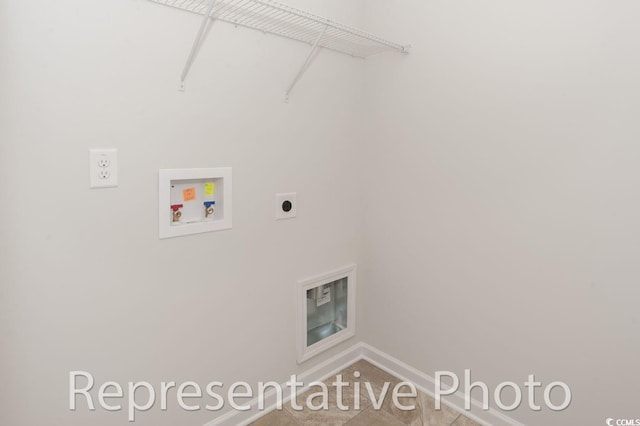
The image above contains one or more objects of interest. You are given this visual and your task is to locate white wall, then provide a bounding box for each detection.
[5,1,639,425]
[0,1,366,425]
[361,1,640,425]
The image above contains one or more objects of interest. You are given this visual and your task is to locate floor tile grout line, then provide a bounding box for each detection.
[283,408,302,425]
[450,413,462,425]
[342,406,371,425]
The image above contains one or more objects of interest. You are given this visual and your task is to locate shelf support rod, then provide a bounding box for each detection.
[180,0,217,90]
[284,25,328,102]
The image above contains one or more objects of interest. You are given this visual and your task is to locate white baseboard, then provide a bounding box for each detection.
[203,342,522,426]
[359,343,523,426]
[203,343,365,426]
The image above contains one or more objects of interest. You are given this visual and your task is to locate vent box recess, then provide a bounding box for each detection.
[159,168,232,239]
[297,264,356,363]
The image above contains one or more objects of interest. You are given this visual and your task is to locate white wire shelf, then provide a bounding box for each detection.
[149,0,409,99]
[150,0,409,58]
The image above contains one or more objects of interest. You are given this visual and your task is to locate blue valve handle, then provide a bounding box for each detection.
[204,201,216,208]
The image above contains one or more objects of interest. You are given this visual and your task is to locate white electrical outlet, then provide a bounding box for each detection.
[275,192,297,220]
[89,149,118,188]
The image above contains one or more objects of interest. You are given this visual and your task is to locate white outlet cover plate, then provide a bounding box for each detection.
[275,192,297,220]
[89,149,118,188]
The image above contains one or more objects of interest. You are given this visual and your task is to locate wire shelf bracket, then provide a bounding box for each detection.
[283,24,327,103]
[179,0,218,91]
[149,0,410,99]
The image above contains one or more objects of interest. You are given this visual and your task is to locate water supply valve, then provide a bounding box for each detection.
[204,201,216,218]
[171,204,183,223]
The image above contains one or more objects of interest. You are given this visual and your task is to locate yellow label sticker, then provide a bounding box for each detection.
[182,187,196,202]
[204,182,215,196]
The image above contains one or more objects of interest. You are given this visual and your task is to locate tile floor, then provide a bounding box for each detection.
[250,360,481,426]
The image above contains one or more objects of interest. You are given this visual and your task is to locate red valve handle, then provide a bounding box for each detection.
[170,204,183,212]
